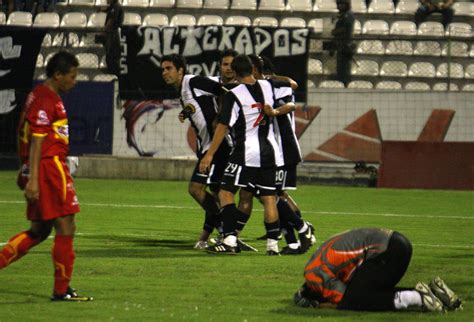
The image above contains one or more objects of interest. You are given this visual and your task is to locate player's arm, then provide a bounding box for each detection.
[199,123,228,173]
[263,102,296,117]
[267,75,298,90]
[25,135,45,202]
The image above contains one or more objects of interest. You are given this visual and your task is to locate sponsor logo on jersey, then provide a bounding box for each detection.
[37,110,50,125]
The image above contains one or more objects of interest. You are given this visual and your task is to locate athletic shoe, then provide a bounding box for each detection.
[266,250,281,256]
[51,287,93,302]
[415,282,444,312]
[237,239,258,252]
[193,240,208,250]
[306,221,316,245]
[429,276,463,311]
[299,226,313,254]
[294,289,319,308]
[280,246,301,255]
[206,242,239,255]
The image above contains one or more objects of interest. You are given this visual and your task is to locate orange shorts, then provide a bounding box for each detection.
[27,156,80,221]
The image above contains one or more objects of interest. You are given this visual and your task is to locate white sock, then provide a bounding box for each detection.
[288,243,299,250]
[223,235,237,247]
[394,290,422,310]
[297,222,308,234]
[267,238,279,252]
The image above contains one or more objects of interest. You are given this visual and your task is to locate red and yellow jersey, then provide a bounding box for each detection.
[18,84,70,162]
[304,228,393,304]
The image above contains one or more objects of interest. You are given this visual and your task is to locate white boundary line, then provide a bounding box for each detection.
[1,232,472,249]
[1,200,472,220]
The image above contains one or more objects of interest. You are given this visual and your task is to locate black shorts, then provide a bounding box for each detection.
[191,144,230,191]
[220,163,276,196]
[275,164,297,193]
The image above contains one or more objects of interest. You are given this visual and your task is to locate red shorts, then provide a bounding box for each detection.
[27,156,80,221]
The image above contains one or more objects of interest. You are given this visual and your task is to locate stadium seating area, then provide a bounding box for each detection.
[3,0,473,90]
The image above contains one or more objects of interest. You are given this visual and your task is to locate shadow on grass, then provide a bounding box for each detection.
[79,234,192,248]
[0,289,47,304]
[272,301,432,319]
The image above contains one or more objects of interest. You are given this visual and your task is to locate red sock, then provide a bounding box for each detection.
[52,235,75,295]
[0,231,40,269]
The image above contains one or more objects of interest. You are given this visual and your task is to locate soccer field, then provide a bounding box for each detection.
[0,171,473,321]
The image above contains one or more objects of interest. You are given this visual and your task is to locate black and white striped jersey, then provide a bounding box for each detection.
[218,80,282,168]
[271,80,303,166]
[180,74,225,157]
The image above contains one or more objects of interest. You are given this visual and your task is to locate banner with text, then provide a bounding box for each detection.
[0,28,45,154]
[118,26,309,101]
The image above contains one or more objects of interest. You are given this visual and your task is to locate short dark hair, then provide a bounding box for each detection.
[261,56,276,75]
[247,54,263,75]
[46,51,79,78]
[231,54,253,78]
[220,49,238,64]
[161,54,187,74]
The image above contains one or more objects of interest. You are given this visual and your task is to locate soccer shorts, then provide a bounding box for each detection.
[27,156,80,221]
[221,163,276,196]
[275,164,298,193]
[190,143,230,192]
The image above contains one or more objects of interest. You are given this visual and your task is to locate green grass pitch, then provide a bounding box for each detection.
[0,171,473,321]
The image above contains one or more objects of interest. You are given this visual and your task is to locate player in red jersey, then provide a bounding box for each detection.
[1,51,92,302]
[293,228,462,312]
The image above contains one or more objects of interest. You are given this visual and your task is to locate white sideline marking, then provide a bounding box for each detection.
[2,234,471,249]
[0,199,472,220]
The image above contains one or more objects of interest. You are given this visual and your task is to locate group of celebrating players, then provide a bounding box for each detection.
[161,50,316,256]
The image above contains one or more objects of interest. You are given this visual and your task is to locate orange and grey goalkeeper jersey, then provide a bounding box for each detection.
[304,228,394,304]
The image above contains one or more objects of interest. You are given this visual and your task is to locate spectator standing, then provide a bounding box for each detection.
[104,0,124,76]
[331,0,355,87]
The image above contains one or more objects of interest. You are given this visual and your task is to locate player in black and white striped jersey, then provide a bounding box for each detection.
[208,49,239,86]
[199,55,297,255]
[244,54,316,255]
[161,54,230,249]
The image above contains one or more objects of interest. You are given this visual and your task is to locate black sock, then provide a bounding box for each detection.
[282,221,298,244]
[295,209,302,218]
[234,209,250,232]
[221,204,238,237]
[203,211,214,234]
[277,199,304,231]
[264,220,280,240]
[202,192,219,215]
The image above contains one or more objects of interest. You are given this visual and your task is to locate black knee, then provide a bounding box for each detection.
[28,226,52,242]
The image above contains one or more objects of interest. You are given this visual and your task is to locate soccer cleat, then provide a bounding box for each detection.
[280,246,301,255]
[237,239,258,252]
[429,276,463,311]
[298,226,313,254]
[193,240,208,250]
[205,242,239,255]
[294,289,319,308]
[266,250,281,256]
[306,221,316,245]
[415,282,444,312]
[51,287,93,302]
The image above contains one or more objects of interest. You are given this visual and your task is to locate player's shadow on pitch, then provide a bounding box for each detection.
[0,290,47,304]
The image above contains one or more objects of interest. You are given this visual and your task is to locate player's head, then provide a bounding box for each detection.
[46,51,79,94]
[219,49,238,83]
[161,54,186,88]
[336,0,351,11]
[231,54,254,79]
[247,54,264,79]
[261,56,276,76]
